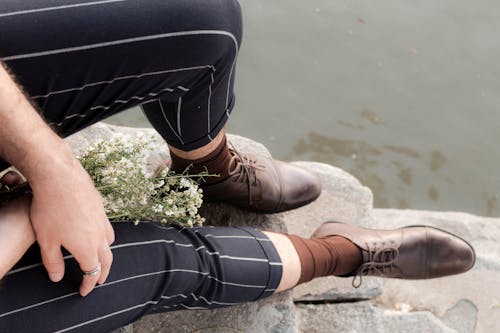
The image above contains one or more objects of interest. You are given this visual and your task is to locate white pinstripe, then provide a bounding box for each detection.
[0,268,265,319]
[190,293,239,306]
[111,239,194,249]
[205,273,266,289]
[0,291,80,319]
[161,292,238,306]
[0,0,128,18]
[207,70,215,139]
[4,30,238,142]
[159,99,185,145]
[176,96,183,136]
[201,234,272,241]
[3,30,239,61]
[148,223,177,231]
[7,237,278,276]
[50,86,179,127]
[87,86,176,112]
[161,294,188,300]
[46,66,205,128]
[179,304,208,310]
[207,253,270,263]
[226,63,236,110]
[269,262,283,266]
[31,66,208,100]
[6,239,194,276]
[54,300,160,333]
[7,253,75,275]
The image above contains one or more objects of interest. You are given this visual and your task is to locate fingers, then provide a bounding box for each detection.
[76,241,113,296]
[97,244,113,285]
[105,222,115,245]
[41,242,113,297]
[41,245,65,282]
[79,255,101,297]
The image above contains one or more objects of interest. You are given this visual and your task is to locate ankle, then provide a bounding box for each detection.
[169,136,232,185]
[286,234,363,285]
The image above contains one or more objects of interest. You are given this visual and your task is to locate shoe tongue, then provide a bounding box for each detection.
[361,249,371,263]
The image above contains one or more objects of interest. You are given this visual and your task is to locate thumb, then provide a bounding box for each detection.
[41,245,66,282]
[0,171,24,187]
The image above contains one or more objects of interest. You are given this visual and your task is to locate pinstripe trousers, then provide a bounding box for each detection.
[0,0,242,171]
[0,1,284,332]
[0,222,283,332]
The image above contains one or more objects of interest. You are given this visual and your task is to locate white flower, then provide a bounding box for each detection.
[78,133,206,227]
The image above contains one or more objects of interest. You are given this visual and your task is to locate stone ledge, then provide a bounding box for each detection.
[66,124,499,333]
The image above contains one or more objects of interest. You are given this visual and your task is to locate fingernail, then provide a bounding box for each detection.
[49,273,64,282]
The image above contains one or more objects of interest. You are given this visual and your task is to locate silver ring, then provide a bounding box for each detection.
[82,262,101,277]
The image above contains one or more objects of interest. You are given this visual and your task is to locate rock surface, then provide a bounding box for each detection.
[66,124,500,333]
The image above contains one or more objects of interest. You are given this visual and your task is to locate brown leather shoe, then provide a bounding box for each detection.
[312,222,475,287]
[201,148,322,213]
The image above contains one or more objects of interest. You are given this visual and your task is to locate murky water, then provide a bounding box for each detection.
[106,0,500,217]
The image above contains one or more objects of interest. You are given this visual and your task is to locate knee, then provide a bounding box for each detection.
[197,0,243,54]
[189,0,243,66]
[218,0,243,47]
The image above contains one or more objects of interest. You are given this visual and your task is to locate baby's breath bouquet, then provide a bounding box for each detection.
[78,134,207,227]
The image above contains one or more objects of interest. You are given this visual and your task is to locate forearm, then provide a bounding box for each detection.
[0,196,36,279]
[0,64,114,296]
[0,62,76,186]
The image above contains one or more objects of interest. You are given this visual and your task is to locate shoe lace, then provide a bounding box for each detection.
[352,243,401,288]
[227,147,265,205]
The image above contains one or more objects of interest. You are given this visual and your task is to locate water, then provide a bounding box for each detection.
[106,0,500,217]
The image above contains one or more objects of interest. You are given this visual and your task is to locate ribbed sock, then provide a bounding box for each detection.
[286,234,363,285]
[170,136,232,185]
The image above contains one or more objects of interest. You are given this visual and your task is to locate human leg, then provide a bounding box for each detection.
[0,220,283,332]
[0,0,242,165]
[0,197,475,333]
[0,0,322,212]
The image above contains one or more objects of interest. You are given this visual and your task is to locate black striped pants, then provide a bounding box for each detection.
[0,1,284,332]
[0,0,242,171]
[0,222,283,332]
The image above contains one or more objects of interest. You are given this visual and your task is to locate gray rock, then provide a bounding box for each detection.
[65,124,500,333]
[133,292,297,333]
[373,209,500,333]
[293,276,382,302]
[441,299,478,333]
[109,324,134,333]
[298,303,462,333]
[297,302,384,333]
[382,311,456,333]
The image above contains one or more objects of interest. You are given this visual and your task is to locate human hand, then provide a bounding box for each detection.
[29,158,115,296]
[0,62,113,295]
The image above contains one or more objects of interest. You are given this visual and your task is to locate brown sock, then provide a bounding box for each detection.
[286,234,363,285]
[170,136,232,185]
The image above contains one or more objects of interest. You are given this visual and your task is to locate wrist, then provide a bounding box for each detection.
[26,145,82,190]
[0,63,77,185]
